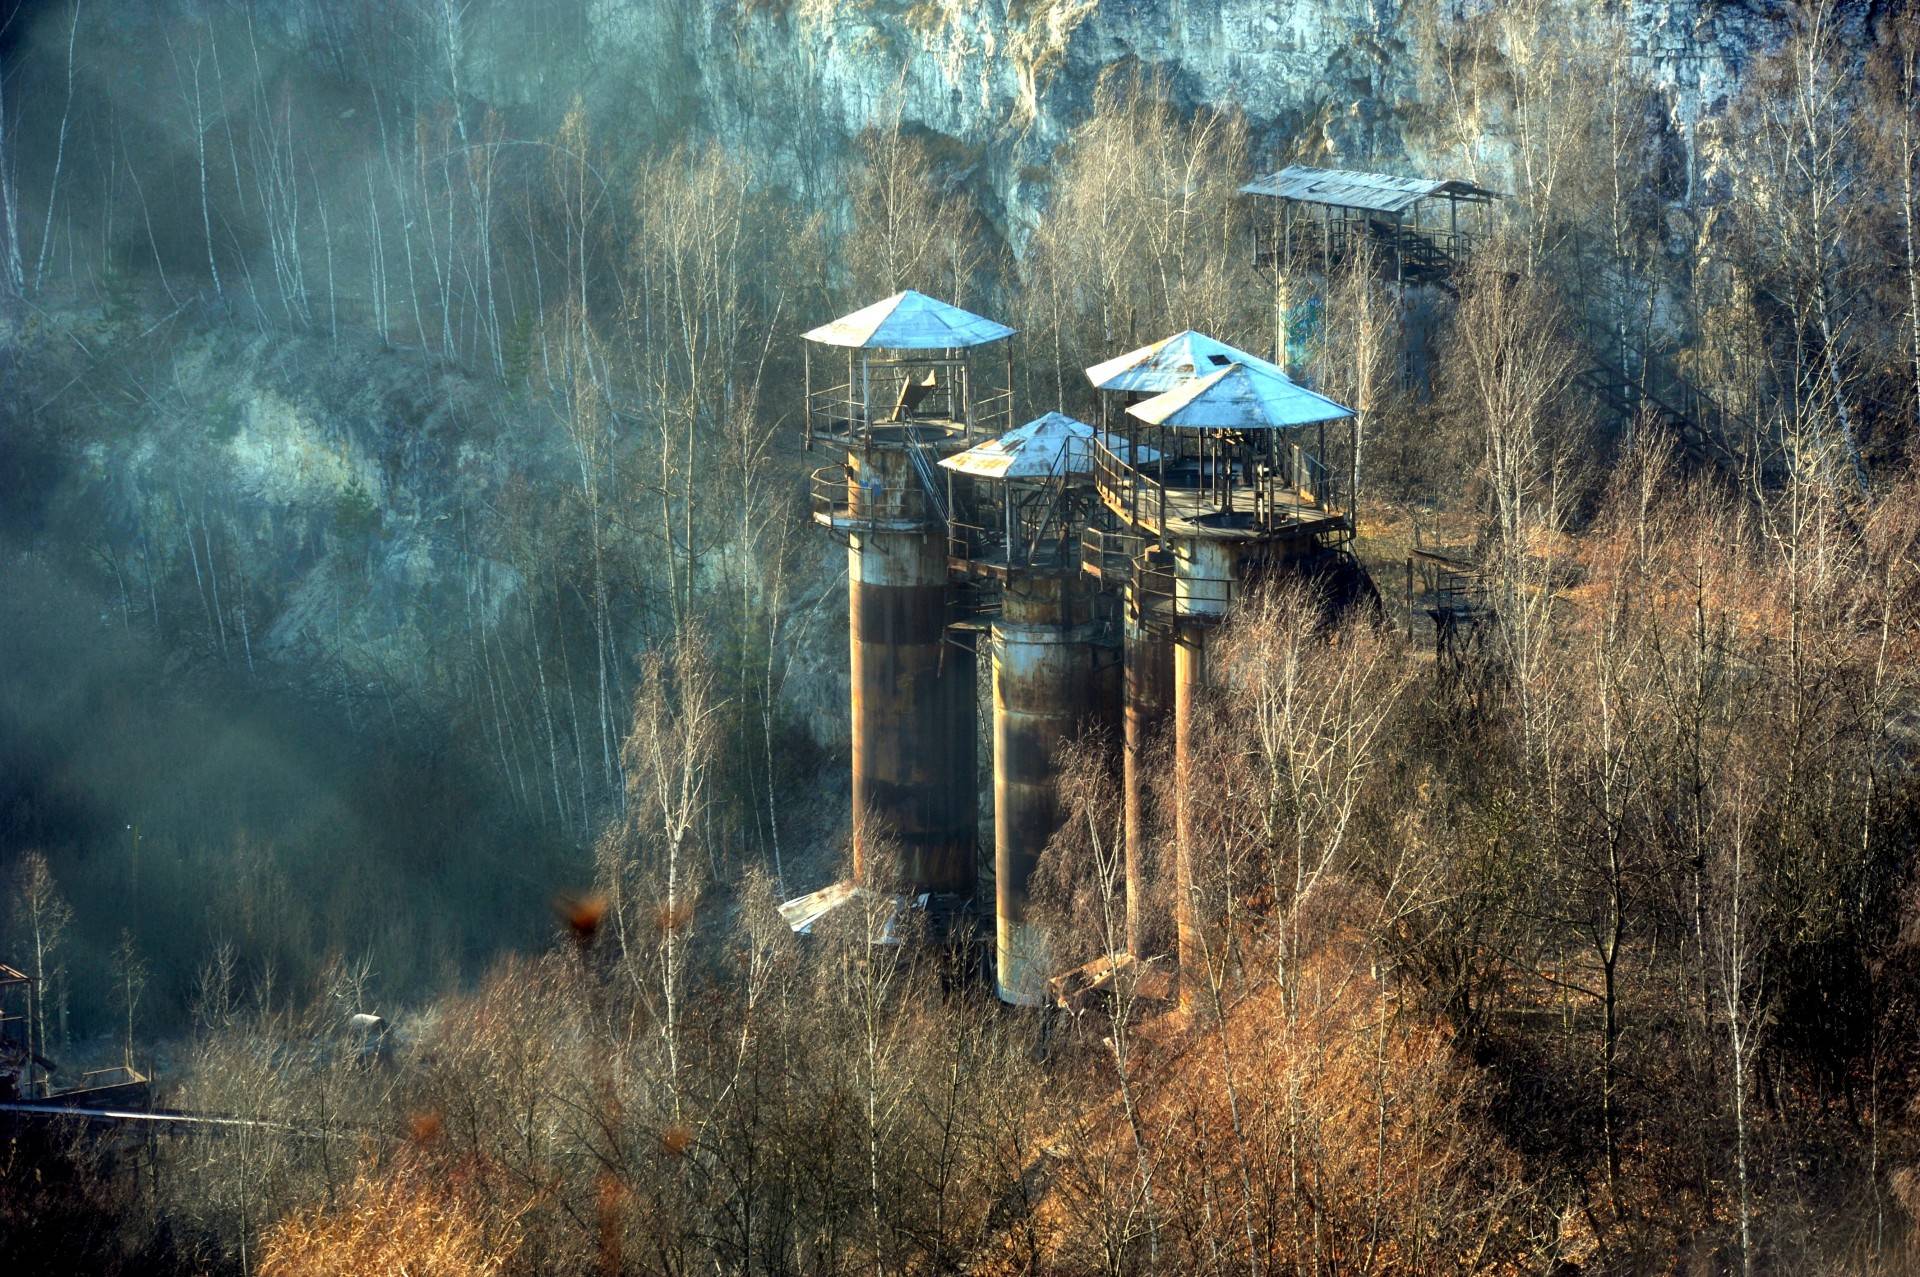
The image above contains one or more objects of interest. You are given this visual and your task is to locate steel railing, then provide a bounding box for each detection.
[1082,525,1145,581]
[1094,433,1337,534]
[1129,549,1234,631]
[904,430,951,524]
[972,387,1015,439]
[809,465,934,528]
[1092,435,1162,532]
[807,361,1008,447]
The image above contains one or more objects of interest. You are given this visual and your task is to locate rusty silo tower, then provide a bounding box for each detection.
[1081,337,1360,1005]
[803,291,1015,898]
[941,413,1111,1004]
[1082,332,1264,960]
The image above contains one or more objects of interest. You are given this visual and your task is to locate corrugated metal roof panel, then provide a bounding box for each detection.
[775,881,910,941]
[1239,165,1499,214]
[1085,330,1287,393]
[802,290,1016,349]
[1126,363,1354,431]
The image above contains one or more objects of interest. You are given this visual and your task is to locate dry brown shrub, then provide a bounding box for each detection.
[260,1156,521,1277]
[1046,910,1531,1273]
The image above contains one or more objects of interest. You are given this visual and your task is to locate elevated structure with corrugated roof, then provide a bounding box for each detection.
[802,289,1015,455]
[1241,164,1500,294]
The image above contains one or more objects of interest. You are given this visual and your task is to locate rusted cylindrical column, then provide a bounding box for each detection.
[992,573,1096,1005]
[848,441,976,895]
[1172,624,1208,1011]
[1172,537,1235,1011]
[1122,595,1173,959]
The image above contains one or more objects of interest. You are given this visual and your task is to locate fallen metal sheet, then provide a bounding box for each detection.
[776,881,907,943]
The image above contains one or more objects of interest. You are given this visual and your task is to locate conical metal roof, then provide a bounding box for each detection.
[1126,363,1353,431]
[939,412,1094,480]
[1084,330,1288,393]
[803,290,1016,350]
[939,413,1160,480]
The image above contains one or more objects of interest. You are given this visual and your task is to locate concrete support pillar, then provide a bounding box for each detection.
[1172,625,1208,1012]
[1171,536,1233,1011]
[847,443,976,894]
[1122,597,1173,959]
[991,573,1096,1005]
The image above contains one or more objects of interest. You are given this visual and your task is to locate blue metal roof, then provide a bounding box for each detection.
[939,412,1095,480]
[803,290,1016,350]
[1126,363,1354,431]
[940,412,1163,480]
[1084,330,1289,393]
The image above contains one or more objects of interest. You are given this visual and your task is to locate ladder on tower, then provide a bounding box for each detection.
[902,428,956,526]
[905,431,951,525]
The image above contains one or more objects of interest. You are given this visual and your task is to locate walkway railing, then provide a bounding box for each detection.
[1082,524,1145,583]
[809,465,935,531]
[1129,550,1235,634]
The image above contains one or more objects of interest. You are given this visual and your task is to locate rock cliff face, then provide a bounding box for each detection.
[3,310,514,694]
[458,0,1799,243]
[0,0,1817,760]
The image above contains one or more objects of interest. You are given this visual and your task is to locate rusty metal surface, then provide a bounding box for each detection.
[1175,538,1239,619]
[991,574,1098,1005]
[1172,626,1208,1011]
[1123,603,1173,959]
[847,442,977,896]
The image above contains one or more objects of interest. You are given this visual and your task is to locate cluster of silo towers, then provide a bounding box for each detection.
[790,289,1364,1009]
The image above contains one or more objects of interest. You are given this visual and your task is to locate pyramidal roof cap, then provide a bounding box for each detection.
[1126,362,1354,431]
[939,412,1161,480]
[1085,330,1288,393]
[803,290,1016,350]
[939,412,1095,480]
